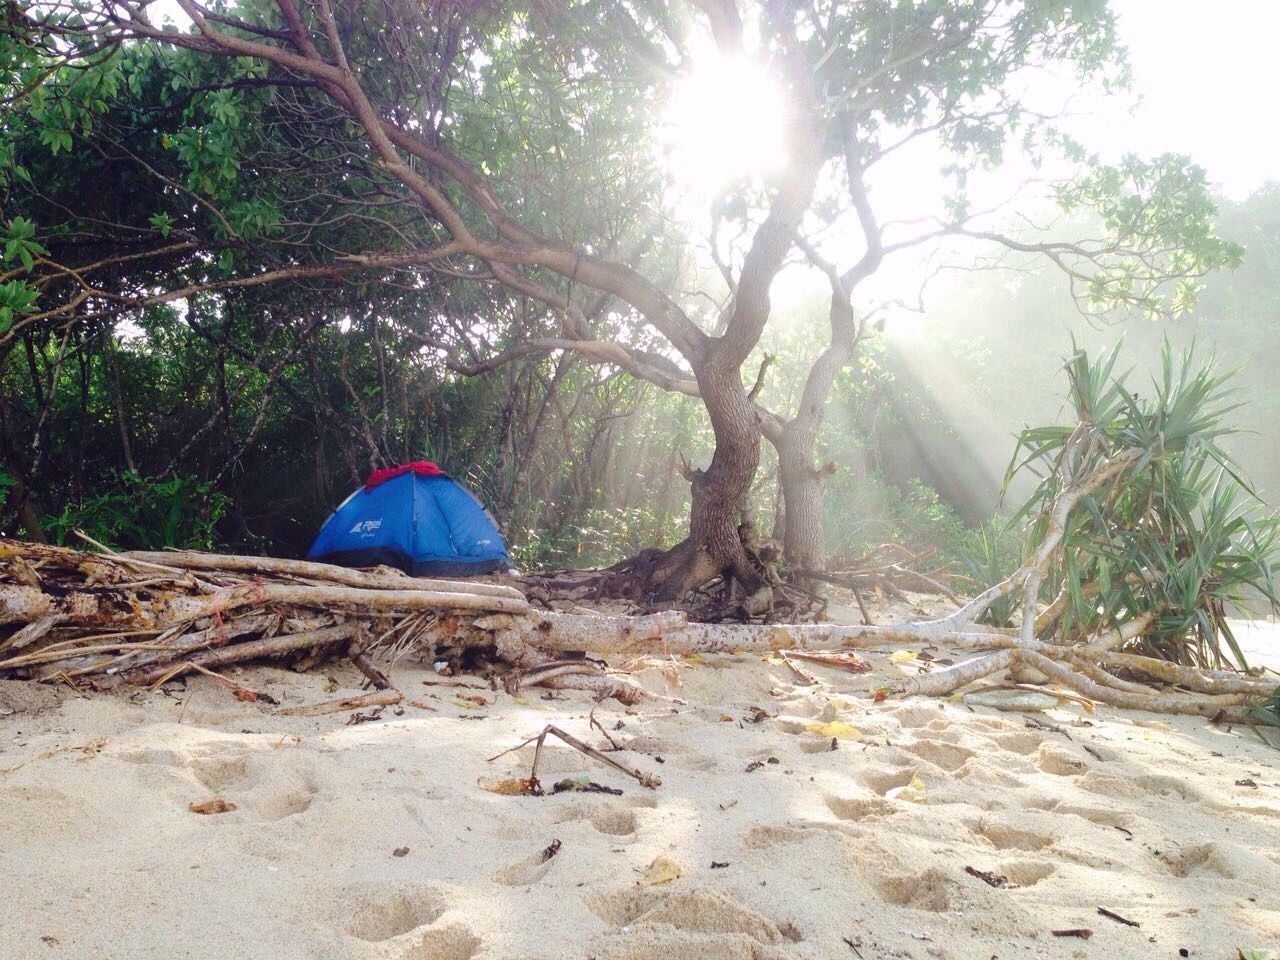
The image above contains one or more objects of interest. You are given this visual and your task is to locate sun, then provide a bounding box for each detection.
[662,50,787,199]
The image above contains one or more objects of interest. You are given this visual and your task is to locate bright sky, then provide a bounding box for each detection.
[759,0,1280,325]
[1092,0,1280,199]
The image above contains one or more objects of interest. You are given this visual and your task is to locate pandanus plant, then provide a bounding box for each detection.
[997,341,1278,670]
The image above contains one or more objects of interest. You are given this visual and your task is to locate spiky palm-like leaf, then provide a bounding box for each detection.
[997,340,1278,668]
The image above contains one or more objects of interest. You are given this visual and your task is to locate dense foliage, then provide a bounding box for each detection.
[0,0,1259,582]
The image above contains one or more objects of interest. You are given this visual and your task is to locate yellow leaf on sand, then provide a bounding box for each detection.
[682,652,704,664]
[886,776,927,803]
[889,650,917,664]
[638,856,681,885]
[718,714,733,722]
[804,721,859,739]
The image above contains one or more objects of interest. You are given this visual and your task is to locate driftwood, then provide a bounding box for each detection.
[277,689,403,716]
[2,520,1276,721]
[124,550,525,602]
[0,538,655,705]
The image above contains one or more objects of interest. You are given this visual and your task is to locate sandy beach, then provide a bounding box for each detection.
[1,610,1277,960]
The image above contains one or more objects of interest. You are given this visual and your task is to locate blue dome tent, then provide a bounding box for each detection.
[306,461,510,576]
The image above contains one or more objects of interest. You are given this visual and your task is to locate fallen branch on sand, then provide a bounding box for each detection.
[488,724,662,790]
[277,689,403,716]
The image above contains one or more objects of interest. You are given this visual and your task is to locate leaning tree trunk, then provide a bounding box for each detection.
[650,353,770,609]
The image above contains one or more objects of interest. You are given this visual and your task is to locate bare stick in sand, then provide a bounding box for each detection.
[489,724,661,789]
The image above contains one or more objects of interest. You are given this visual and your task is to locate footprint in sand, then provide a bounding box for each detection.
[189,752,252,792]
[858,766,919,796]
[553,799,638,837]
[875,866,956,912]
[998,860,1056,887]
[1080,769,1205,802]
[490,841,563,886]
[741,822,842,850]
[1159,841,1236,879]
[1032,741,1091,777]
[187,749,319,821]
[397,925,481,960]
[1051,802,1136,830]
[969,817,1055,851]
[824,795,897,822]
[988,731,1045,755]
[901,737,978,772]
[341,882,449,941]
[338,882,481,960]
[586,888,803,960]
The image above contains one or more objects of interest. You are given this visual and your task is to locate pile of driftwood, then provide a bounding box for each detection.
[0,537,667,705]
[2,530,1275,723]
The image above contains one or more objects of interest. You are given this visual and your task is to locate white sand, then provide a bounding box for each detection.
[1,612,1278,959]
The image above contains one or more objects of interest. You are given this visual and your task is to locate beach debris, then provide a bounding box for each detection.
[1025,716,1072,738]
[1235,778,1258,788]
[392,847,409,857]
[785,650,871,674]
[1051,928,1093,939]
[1097,906,1139,927]
[0,736,108,774]
[638,856,681,885]
[588,708,623,750]
[805,720,859,739]
[539,839,562,863]
[477,776,542,796]
[964,866,1007,888]
[1238,950,1280,960]
[776,653,821,685]
[188,798,236,814]
[231,687,279,705]
[710,860,729,869]
[963,688,1059,712]
[744,705,771,723]
[551,775,622,795]
[889,650,917,664]
[345,708,383,725]
[278,689,403,717]
[746,760,765,773]
[488,724,661,789]
[885,776,927,803]
[719,799,738,811]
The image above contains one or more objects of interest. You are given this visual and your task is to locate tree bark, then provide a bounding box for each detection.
[651,352,768,606]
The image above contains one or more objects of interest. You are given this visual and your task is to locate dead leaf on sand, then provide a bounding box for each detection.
[189,798,237,815]
[477,775,543,796]
[638,856,681,885]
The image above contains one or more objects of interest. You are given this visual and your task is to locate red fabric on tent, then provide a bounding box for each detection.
[364,460,444,491]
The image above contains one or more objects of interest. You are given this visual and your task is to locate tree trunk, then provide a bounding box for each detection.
[775,424,825,573]
[651,353,768,608]
[761,277,863,574]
